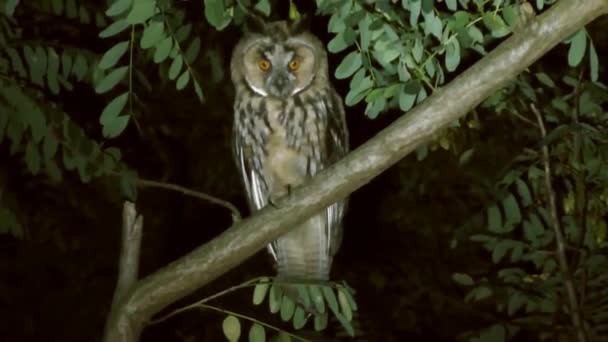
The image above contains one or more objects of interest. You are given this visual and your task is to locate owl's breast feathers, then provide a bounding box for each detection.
[235,87,341,199]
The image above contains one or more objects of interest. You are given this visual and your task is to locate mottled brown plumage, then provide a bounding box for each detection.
[231,16,349,281]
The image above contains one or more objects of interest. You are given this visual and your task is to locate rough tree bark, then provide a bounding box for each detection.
[103,0,608,341]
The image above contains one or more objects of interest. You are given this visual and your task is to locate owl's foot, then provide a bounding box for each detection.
[268,184,293,208]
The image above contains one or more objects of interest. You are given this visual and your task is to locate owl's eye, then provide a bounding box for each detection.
[258,59,271,71]
[288,59,300,71]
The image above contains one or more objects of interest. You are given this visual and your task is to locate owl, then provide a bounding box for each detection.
[230,15,349,283]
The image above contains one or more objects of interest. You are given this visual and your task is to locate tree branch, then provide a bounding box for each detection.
[103,1,608,340]
[134,178,242,222]
[531,104,587,342]
[103,202,143,340]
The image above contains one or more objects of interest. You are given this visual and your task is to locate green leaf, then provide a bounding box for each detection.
[313,312,328,331]
[409,0,421,26]
[445,0,457,11]
[126,0,156,24]
[222,315,241,342]
[193,79,204,102]
[277,332,292,342]
[176,71,190,90]
[459,148,474,165]
[567,29,586,67]
[184,37,201,63]
[515,178,532,207]
[51,0,63,15]
[322,286,340,316]
[100,92,129,125]
[25,141,42,174]
[328,30,353,53]
[507,292,526,316]
[79,5,91,24]
[248,323,265,342]
[72,53,88,81]
[61,51,72,78]
[335,51,362,80]
[43,134,59,162]
[492,240,512,263]
[424,12,443,40]
[99,19,129,38]
[479,324,506,342]
[252,277,269,305]
[279,294,296,321]
[47,47,60,95]
[482,13,510,38]
[102,115,130,139]
[359,14,371,50]
[174,23,192,43]
[444,38,460,72]
[309,285,326,314]
[589,40,598,82]
[99,41,130,70]
[288,0,300,20]
[337,289,353,321]
[254,0,271,16]
[502,194,521,224]
[24,46,46,86]
[153,36,173,63]
[106,0,132,17]
[140,21,164,49]
[292,307,307,330]
[269,283,282,314]
[534,72,555,88]
[204,0,232,30]
[399,84,417,112]
[6,48,27,78]
[468,286,492,302]
[452,273,474,286]
[339,284,358,311]
[45,159,63,182]
[335,312,355,337]
[3,0,19,16]
[487,204,502,233]
[95,66,128,94]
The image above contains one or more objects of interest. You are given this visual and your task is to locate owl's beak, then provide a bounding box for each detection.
[266,71,295,98]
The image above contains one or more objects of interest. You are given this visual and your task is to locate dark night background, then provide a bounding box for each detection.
[1,1,606,341]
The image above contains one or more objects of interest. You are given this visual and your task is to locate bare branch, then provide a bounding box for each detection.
[135,178,242,222]
[531,104,587,342]
[103,1,608,340]
[103,202,144,340]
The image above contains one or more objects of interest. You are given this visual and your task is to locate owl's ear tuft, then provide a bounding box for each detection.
[289,14,311,35]
[244,14,267,34]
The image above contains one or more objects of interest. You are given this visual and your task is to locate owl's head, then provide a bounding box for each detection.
[231,15,328,98]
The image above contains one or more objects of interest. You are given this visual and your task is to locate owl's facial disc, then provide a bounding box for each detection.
[261,46,297,98]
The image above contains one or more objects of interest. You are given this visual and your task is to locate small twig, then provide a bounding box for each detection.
[148,277,268,325]
[510,108,539,128]
[109,169,242,222]
[571,68,588,260]
[197,303,311,342]
[531,104,587,342]
[134,178,242,222]
[103,201,144,339]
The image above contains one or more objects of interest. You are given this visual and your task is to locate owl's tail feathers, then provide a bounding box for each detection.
[273,214,332,280]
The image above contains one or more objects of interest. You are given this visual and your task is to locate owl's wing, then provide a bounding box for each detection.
[232,130,269,212]
[323,88,350,256]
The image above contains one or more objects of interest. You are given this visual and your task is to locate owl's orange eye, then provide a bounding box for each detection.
[288,59,300,71]
[258,59,271,71]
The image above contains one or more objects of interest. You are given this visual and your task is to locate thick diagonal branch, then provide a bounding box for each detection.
[103,1,608,341]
